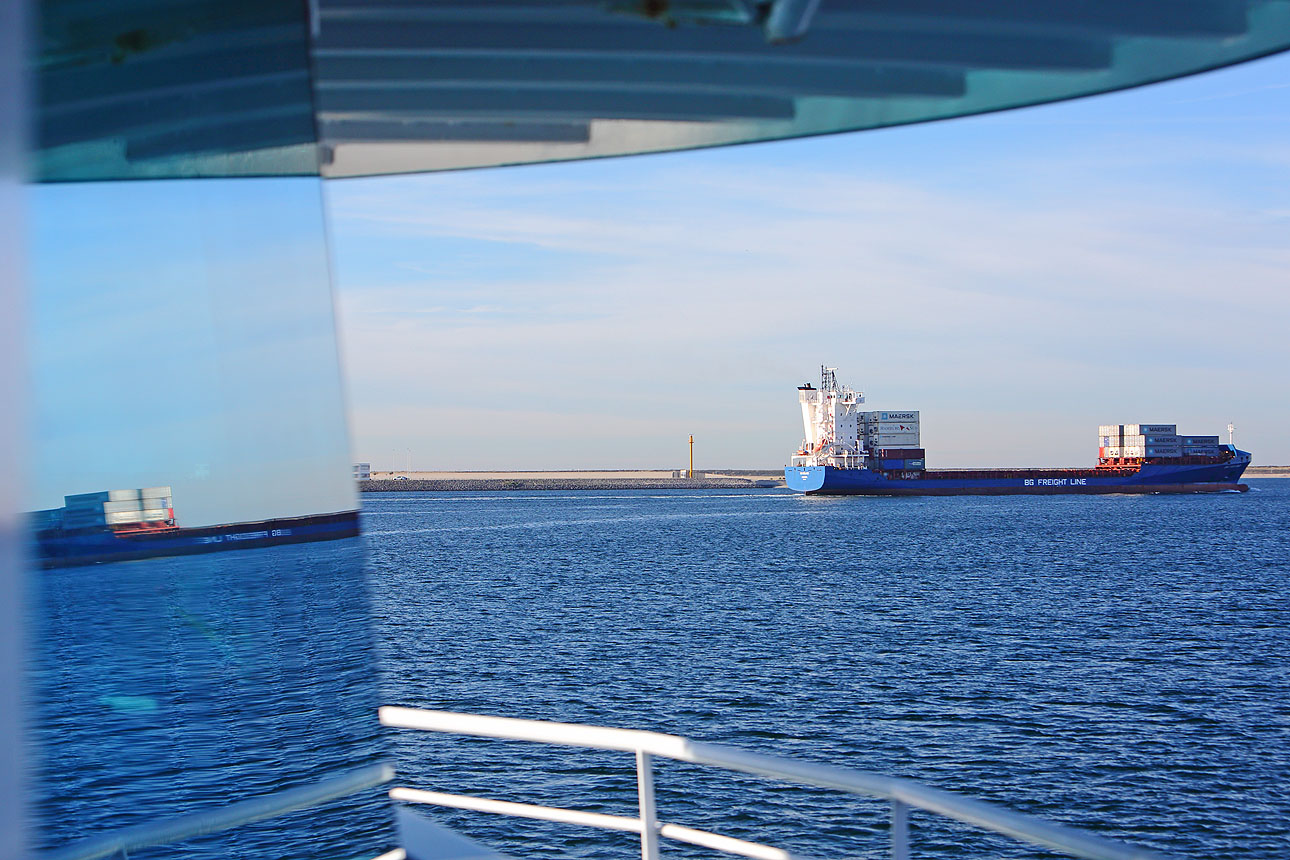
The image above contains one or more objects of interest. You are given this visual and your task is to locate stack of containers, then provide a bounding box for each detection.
[1098,424,1124,459]
[1122,424,1179,458]
[62,487,174,531]
[862,411,921,469]
[1180,435,1221,457]
[1100,425,1222,461]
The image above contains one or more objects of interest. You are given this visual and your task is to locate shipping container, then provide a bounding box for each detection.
[1122,434,1180,446]
[65,488,145,508]
[878,411,919,422]
[878,458,923,470]
[877,448,925,458]
[140,486,173,498]
[105,509,170,525]
[103,499,145,513]
[64,492,109,508]
[871,435,920,447]
[1123,424,1175,436]
[28,509,64,531]
[1180,436,1220,445]
[62,517,106,529]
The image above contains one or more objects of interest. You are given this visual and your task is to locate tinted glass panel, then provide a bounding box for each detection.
[25,177,394,859]
[311,0,1290,177]
[31,1,1290,180]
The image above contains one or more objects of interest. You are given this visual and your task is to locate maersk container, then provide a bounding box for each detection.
[878,411,919,422]
[64,492,109,508]
[1181,436,1220,445]
[1123,434,1179,446]
[29,509,64,531]
[62,515,106,529]
[1124,424,1176,435]
[66,489,144,507]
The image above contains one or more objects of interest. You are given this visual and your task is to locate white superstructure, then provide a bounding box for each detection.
[790,366,920,469]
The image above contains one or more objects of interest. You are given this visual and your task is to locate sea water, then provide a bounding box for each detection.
[364,481,1290,860]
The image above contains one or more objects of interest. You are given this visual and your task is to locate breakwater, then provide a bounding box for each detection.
[361,477,783,492]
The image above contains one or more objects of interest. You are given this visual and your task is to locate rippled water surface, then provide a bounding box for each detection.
[29,540,393,859]
[366,481,1290,860]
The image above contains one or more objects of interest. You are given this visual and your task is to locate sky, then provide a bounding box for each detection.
[326,52,1290,471]
[28,179,356,524]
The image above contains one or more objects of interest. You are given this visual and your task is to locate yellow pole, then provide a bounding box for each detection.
[689,435,694,478]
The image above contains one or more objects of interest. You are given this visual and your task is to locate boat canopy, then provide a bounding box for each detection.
[32,0,1290,181]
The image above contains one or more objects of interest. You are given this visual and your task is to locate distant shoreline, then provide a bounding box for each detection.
[1246,467,1290,478]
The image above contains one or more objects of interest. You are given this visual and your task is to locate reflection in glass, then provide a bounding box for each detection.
[29,179,355,528]
[25,177,393,857]
[29,541,391,859]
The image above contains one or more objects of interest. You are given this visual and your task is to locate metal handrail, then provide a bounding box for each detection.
[43,762,395,860]
[380,707,1177,860]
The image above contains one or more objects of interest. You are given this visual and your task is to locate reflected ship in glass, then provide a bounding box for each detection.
[30,485,360,568]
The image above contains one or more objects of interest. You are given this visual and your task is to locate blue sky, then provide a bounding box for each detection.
[328,53,1290,470]
[28,179,356,523]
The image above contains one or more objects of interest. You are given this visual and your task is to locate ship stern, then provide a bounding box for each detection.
[785,465,827,493]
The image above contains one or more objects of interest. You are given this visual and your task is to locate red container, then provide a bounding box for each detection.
[878,448,925,458]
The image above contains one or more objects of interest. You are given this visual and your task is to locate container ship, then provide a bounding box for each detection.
[786,367,1250,496]
[30,487,360,569]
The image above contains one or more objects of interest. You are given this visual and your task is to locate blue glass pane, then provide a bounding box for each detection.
[25,177,395,859]
[36,0,319,180]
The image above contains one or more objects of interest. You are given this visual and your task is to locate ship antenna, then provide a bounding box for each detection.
[821,365,838,393]
[1228,422,1235,446]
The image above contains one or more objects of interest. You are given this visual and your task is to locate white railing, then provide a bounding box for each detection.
[380,707,1176,860]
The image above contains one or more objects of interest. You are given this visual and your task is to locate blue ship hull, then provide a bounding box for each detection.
[786,451,1251,496]
[35,510,361,568]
